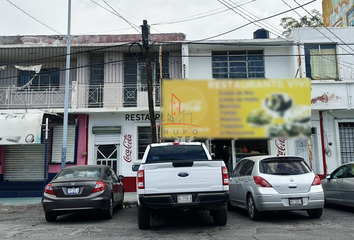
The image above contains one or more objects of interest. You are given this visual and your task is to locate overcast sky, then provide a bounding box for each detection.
[1,0,323,40]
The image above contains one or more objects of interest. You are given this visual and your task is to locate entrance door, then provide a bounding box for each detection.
[94,133,120,174]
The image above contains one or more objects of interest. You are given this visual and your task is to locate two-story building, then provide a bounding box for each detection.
[1,27,353,197]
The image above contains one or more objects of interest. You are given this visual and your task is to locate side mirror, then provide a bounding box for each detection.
[118,175,124,181]
[132,164,140,172]
[325,174,331,180]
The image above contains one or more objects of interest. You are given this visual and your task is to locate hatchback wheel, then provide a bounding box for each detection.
[103,196,114,220]
[138,206,151,229]
[247,194,262,221]
[45,212,57,222]
[307,208,323,218]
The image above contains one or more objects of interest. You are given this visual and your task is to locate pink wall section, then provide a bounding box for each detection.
[0,146,5,174]
[48,114,88,173]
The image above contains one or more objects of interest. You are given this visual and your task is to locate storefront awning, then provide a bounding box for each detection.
[0,111,44,145]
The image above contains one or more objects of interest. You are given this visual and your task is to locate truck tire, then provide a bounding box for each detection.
[45,212,57,222]
[212,208,227,226]
[138,206,150,229]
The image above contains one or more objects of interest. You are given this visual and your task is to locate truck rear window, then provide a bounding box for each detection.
[146,145,208,163]
[259,159,311,175]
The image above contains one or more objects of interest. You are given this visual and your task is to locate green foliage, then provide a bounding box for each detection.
[280,9,323,37]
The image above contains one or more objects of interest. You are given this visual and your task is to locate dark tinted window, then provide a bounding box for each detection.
[56,167,101,179]
[259,159,311,175]
[331,165,348,179]
[233,160,244,177]
[239,160,254,176]
[146,145,208,163]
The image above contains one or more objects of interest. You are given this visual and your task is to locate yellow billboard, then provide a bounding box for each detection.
[160,78,311,140]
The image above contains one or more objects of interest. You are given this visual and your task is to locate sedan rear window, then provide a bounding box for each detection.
[56,168,101,179]
[259,159,311,175]
[146,145,208,163]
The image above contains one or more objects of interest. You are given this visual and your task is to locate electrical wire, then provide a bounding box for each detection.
[6,0,63,35]
[89,0,140,33]
[187,0,317,42]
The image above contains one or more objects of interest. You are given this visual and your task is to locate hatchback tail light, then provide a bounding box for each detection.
[311,175,321,186]
[222,166,229,185]
[44,183,55,195]
[137,170,145,189]
[253,176,273,187]
[92,181,106,193]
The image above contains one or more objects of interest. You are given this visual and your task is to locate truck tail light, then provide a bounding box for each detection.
[311,175,321,186]
[137,170,145,189]
[44,183,55,195]
[92,181,106,193]
[253,176,272,187]
[222,166,229,185]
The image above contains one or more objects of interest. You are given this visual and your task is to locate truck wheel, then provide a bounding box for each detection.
[212,208,227,226]
[247,194,262,221]
[45,212,57,222]
[138,206,150,229]
[307,208,323,218]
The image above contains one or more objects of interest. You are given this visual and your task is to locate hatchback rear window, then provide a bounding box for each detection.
[146,145,208,163]
[259,159,311,175]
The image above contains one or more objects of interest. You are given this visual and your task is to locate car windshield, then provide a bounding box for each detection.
[146,145,208,163]
[56,167,101,179]
[259,159,311,175]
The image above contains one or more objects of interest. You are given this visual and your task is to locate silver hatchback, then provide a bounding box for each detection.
[229,155,324,220]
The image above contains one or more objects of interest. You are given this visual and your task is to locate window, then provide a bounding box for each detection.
[212,50,265,79]
[146,145,208,163]
[339,123,354,164]
[89,55,104,108]
[138,126,160,159]
[305,44,338,80]
[259,159,311,175]
[19,68,60,91]
[331,165,348,179]
[239,160,254,176]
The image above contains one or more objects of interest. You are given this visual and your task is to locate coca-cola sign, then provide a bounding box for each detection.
[275,139,286,156]
[123,134,132,163]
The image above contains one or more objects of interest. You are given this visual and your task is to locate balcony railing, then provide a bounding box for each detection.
[0,86,69,109]
[0,83,160,110]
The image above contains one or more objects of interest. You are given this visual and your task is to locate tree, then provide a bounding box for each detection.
[280,9,323,37]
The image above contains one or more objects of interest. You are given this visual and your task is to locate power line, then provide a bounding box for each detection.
[187,0,316,42]
[89,0,140,33]
[6,0,63,35]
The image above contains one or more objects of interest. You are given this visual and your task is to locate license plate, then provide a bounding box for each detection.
[177,194,192,203]
[67,187,79,195]
[289,198,302,206]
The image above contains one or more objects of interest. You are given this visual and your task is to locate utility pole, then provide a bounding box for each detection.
[141,20,157,143]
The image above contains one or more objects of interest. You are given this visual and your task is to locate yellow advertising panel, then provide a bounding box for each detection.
[161,79,311,140]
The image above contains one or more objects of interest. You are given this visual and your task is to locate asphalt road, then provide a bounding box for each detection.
[0,204,353,240]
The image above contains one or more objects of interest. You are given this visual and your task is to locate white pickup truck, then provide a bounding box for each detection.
[133,142,229,229]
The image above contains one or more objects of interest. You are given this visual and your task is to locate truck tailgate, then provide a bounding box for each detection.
[142,161,225,194]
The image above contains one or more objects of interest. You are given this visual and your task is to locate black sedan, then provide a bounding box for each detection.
[42,165,124,222]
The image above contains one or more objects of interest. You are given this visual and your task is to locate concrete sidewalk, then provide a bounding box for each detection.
[0,192,138,210]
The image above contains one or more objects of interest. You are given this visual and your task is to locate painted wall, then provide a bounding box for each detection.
[48,114,88,180]
[88,111,160,192]
[323,0,354,27]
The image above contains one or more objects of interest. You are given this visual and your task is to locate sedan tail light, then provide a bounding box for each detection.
[92,181,106,193]
[311,175,321,186]
[253,176,273,187]
[44,183,55,195]
[137,170,145,189]
[222,166,229,185]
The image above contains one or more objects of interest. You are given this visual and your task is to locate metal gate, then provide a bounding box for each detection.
[4,145,45,181]
[51,125,77,164]
[94,134,120,174]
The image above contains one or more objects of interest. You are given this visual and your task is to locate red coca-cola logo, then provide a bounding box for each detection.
[123,134,132,162]
[275,139,286,156]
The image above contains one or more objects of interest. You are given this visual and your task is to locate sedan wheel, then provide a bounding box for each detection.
[102,196,114,220]
[247,194,262,221]
[307,208,323,218]
[45,212,57,222]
